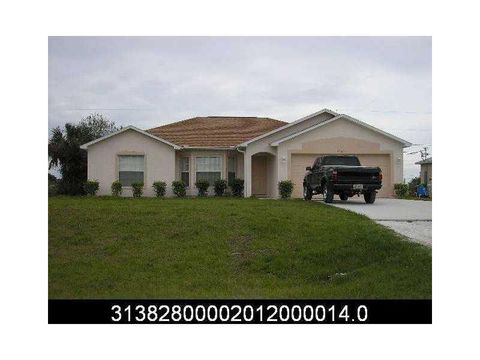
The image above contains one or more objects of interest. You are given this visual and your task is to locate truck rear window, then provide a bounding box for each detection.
[322,156,360,166]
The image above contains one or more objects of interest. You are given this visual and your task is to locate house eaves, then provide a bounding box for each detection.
[80,125,181,150]
[270,114,412,148]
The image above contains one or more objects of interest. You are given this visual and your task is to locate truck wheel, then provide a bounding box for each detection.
[303,185,312,201]
[364,191,376,204]
[323,183,334,203]
[339,193,348,201]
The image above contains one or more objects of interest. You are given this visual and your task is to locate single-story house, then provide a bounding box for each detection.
[80,108,411,198]
[415,157,432,195]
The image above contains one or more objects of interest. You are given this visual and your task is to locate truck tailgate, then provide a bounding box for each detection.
[336,166,381,183]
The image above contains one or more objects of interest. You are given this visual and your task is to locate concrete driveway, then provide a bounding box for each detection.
[325,197,432,246]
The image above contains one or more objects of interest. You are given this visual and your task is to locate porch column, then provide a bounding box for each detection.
[244,152,251,197]
[223,152,228,181]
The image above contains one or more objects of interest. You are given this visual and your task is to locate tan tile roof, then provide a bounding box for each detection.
[147,116,287,147]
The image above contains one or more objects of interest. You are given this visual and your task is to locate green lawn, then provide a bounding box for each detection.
[49,197,431,299]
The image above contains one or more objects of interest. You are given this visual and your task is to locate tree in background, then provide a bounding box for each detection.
[48,114,118,195]
[408,177,421,197]
[79,113,118,138]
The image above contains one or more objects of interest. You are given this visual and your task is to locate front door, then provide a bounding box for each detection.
[252,156,267,195]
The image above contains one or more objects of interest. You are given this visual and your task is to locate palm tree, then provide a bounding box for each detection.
[48,114,117,195]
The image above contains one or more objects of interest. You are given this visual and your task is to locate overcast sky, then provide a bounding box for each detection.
[49,37,431,180]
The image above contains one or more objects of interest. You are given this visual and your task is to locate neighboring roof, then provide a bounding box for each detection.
[147,116,287,147]
[237,108,339,147]
[80,125,180,150]
[270,113,412,147]
[415,157,432,165]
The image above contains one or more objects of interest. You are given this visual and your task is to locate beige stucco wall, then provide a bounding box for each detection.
[87,113,405,199]
[244,116,405,198]
[87,129,176,196]
[278,118,404,180]
[235,151,244,179]
[244,112,336,197]
[277,118,404,197]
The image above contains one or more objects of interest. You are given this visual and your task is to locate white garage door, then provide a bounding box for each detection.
[290,154,392,198]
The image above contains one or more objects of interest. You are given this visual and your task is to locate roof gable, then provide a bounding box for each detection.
[270,113,412,147]
[80,126,180,150]
[237,108,338,147]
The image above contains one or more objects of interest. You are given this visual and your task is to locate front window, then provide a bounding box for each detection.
[180,157,190,187]
[196,156,222,184]
[118,155,144,186]
[228,155,236,185]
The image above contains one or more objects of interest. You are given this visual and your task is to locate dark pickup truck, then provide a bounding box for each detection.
[303,155,382,204]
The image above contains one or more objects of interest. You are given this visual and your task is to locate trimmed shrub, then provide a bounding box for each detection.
[230,178,245,197]
[131,182,144,198]
[394,183,409,198]
[172,180,187,197]
[278,180,294,199]
[152,181,167,197]
[84,180,99,196]
[195,179,210,197]
[111,180,122,197]
[214,179,228,196]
